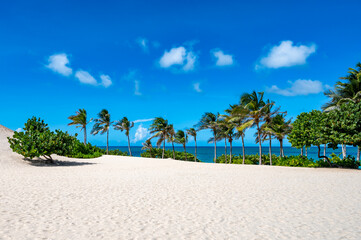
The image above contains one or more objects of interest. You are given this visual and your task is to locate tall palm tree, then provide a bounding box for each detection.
[149,117,169,159]
[265,114,292,157]
[260,101,279,165]
[226,104,252,164]
[167,124,176,159]
[113,117,134,156]
[91,109,112,154]
[218,117,240,164]
[323,63,361,159]
[68,109,91,145]
[197,112,218,163]
[174,130,188,161]
[186,128,198,162]
[240,91,272,165]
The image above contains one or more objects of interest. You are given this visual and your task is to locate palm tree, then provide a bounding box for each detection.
[167,124,176,159]
[226,104,252,164]
[149,117,169,159]
[114,117,134,156]
[68,109,91,145]
[265,114,292,157]
[142,139,154,158]
[186,128,198,162]
[323,63,361,159]
[240,91,272,165]
[260,101,279,165]
[91,109,112,154]
[197,112,218,163]
[218,116,240,164]
[174,130,188,161]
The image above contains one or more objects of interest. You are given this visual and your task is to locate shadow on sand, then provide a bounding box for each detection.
[24,158,96,167]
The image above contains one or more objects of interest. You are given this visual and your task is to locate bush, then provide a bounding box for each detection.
[141,148,200,162]
[216,153,360,169]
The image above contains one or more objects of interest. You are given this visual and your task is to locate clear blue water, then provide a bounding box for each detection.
[101,146,358,163]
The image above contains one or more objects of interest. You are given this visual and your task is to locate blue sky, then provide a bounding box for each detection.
[1,0,361,146]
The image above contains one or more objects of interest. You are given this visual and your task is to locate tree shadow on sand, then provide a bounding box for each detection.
[24,158,96,167]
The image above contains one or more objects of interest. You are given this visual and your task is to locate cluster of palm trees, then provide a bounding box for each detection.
[195,91,291,165]
[146,91,292,165]
[68,109,134,155]
[145,117,198,161]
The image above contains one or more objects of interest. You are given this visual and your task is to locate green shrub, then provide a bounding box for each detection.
[141,148,200,162]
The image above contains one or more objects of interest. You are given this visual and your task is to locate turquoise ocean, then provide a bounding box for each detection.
[102,146,358,163]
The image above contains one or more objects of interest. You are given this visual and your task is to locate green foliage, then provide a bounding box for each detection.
[141,148,200,162]
[8,117,58,161]
[8,117,128,161]
[106,149,129,156]
[216,153,359,169]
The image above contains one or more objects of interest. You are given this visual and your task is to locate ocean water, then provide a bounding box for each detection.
[103,146,358,163]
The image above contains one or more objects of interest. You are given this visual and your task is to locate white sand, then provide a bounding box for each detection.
[1,125,361,239]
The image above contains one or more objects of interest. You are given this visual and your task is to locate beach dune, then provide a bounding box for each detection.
[0,125,361,239]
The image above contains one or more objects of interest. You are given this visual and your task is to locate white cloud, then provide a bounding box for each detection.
[133,124,148,143]
[193,82,202,93]
[266,79,326,96]
[15,128,23,132]
[136,37,148,52]
[159,46,196,71]
[257,41,316,69]
[75,70,98,85]
[134,80,141,96]
[46,53,73,76]
[133,118,154,123]
[100,74,112,88]
[211,49,234,66]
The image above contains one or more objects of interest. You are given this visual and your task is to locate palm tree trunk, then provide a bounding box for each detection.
[269,134,272,166]
[357,146,360,162]
[242,135,245,164]
[323,144,326,157]
[127,134,132,156]
[280,139,284,157]
[229,139,233,164]
[224,138,227,164]
[106,130,109,155]
[301,146,303,156]
[162,139,165,159]
[172,141,175,159]
[305,147,308,157]
[214,130,217,163]
[257,122,262,165]
[342,144,346,159]
[84,125,87,145]
[194,137,197,162]
[184,144,187,161]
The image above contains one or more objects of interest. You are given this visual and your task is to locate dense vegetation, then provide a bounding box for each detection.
[141,148,200,162]
[216,154,359,169]
[8,117,128,163]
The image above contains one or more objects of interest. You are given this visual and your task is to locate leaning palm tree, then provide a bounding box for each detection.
[265,114,292,157]
[91,109,112,154]
[197,112,218,163]
[186,128,198,162]
[68,109,91,145]
[226,104,252,164]
[218,116,240,164]
[113,117,134,156]
[167,124,176,159]
[149,117,169,159]
[241,91,272,165]
[174,130,188,161]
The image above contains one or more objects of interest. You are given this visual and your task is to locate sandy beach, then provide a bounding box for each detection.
[1,126,361,239]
